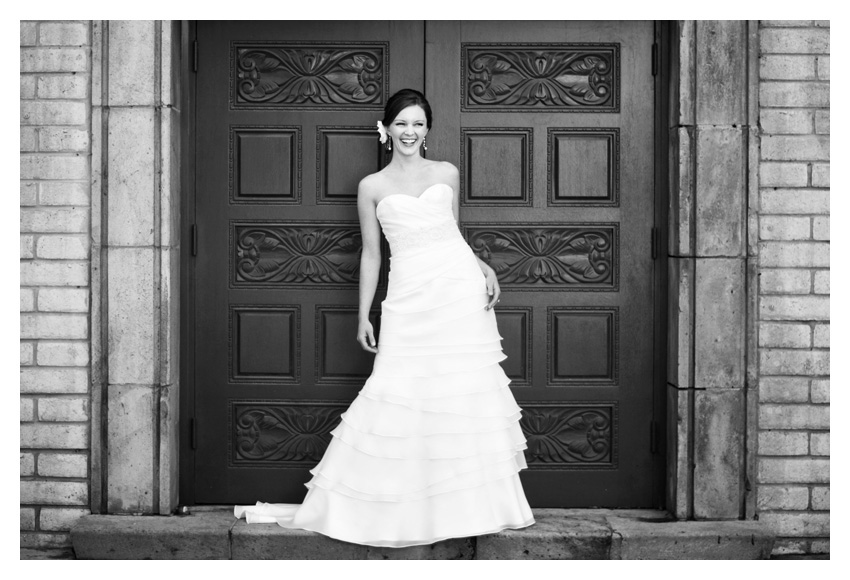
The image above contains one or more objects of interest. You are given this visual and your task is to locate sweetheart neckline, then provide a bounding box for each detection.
[376,183,453,211]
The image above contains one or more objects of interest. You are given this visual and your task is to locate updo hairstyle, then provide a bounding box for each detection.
[381,89,433,129]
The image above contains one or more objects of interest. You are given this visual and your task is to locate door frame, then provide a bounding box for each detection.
[176,20,671,509]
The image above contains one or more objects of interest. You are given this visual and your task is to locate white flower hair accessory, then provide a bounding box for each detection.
[376,121,388,144]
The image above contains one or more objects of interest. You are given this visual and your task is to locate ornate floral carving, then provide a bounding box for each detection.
[234,223,362,285]
[234,43,386,108]
[463,44,619,111]
[466,224,617,289]
[520,406,614,465]
[232,403,345,464]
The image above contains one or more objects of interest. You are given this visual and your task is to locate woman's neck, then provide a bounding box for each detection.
[387,152,428,173]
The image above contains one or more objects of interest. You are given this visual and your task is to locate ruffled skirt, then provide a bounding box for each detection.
[235,235,535,547]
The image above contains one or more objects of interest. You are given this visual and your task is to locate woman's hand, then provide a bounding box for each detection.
[482,265,501,310]
[357,319,379,353]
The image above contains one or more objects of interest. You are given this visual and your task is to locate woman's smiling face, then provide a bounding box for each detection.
[387,105,428,155]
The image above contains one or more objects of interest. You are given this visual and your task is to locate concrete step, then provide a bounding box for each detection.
[71,508,775,560]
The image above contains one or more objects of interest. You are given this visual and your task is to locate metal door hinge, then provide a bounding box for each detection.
[193,39,198,72]
[190,418,197,449]
[652,42,658,76]
[650,420,658,454]
[191,224,198,256]
[651,226,658,260]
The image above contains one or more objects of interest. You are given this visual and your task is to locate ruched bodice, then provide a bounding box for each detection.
[375,183,464,256]
[235,181,535,547]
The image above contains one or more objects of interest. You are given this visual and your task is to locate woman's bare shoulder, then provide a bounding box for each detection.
[431,160,459,179]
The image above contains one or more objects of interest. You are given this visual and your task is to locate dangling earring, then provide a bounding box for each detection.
[386,139,392,152]
[423,137,427,151]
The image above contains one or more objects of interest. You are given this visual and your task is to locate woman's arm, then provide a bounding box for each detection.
[356,178,382,351]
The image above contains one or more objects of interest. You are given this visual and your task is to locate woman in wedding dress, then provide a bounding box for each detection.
[235,89,535,548]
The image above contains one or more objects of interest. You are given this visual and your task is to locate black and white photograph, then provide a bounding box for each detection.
[15,11,836,565]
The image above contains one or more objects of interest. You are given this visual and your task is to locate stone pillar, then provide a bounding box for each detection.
[667,21,758,519]
[91,20,181,515]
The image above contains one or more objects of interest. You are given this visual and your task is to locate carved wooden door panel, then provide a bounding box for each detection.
[189,21,661,507]
[191,21,423,503]
[425,21,659,506]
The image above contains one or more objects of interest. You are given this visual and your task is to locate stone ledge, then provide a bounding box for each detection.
[70,508,775,560]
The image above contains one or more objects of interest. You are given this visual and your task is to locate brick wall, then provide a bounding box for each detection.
[20,20,92,549]
[756,20,829,556]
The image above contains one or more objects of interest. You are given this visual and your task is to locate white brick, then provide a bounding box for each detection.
[20,367,89,394]
[37,397,90,422]
[38,23,88,46]
[760,350,830,376]
[813,270,829,294]
[760,404,830,429]
[38,128,90,152]
[811,379,829,403]
[20,101,87,126]
[21,508,36,532]
[759,270,811,294]
[21,126,37,152]
[39,182,90,206]
[37,453,88,478]
[759,163,809,187]
[762,136,829,161]
[760,189,830,214]
[20,288,35,312]
[20,22,38,45]
[760,242,829,268]
[760,29,830,54]
[21,235,35,259]
[759,216,810,240]
[811,487,829,510]
[811,164,829,187]
[759,323,810,348]
[757,486,809,510]
[759,55,816,80]
[811,540,830,554]
[758,458,829,484]
[760,378,809,403]
[21,75,37,98]
[20,313,88,339]
[812,216,829,240]
[39,508,90,532]
[20,342,34,366]
[815,111,829,134]
[21,181,38,206]
[20,262,89,287]
[20,208,89,233]
[816,56,829,80]
[759,109,812,134]
[20,480,88,505]
[37,75,88,99]
[760,82,829,108]
[758,431,808,455]
[761,294,831,320]
[810,433,829,457]
[20,48,87,73]
[20,398,35,422]
[35,235,89,260]
[20,424,88,450]
[20,453,35,477]
[20,155,88,180]
[36,342,90,366]
[37,288,89,312]
[813,324,829,348]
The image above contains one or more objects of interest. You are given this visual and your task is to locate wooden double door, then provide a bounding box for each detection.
[184,20,664,507]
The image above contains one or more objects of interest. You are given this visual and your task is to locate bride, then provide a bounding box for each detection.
[235,89,535,548]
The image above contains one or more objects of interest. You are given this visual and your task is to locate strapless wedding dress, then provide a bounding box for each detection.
[234,183,535,548]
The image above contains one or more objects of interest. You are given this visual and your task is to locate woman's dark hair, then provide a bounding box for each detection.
[382,88,433,129]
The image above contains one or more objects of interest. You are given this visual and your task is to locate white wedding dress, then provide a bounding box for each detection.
[234,183,535,548]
